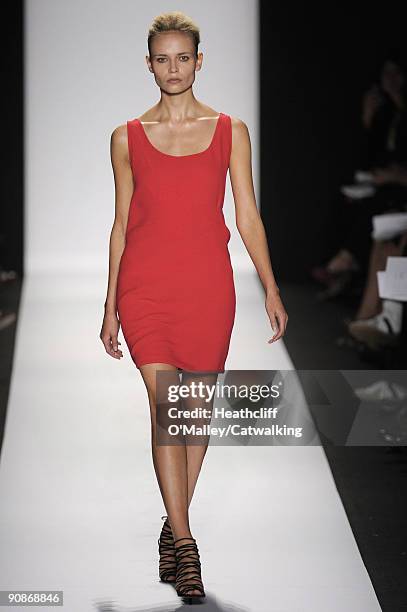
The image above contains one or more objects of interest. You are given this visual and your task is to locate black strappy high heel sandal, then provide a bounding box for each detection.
[174,536,206,601]
[158,515,176,583]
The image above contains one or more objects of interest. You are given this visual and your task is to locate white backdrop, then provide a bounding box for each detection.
[25,0,259,274]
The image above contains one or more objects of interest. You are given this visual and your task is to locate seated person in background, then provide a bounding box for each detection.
[362,54,407,169]
[346,227,407,349]
[312,53,407,291]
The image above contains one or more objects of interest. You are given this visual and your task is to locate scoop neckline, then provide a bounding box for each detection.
[134,112,223,158]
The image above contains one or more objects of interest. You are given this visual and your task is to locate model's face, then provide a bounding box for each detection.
[147,31,202,94]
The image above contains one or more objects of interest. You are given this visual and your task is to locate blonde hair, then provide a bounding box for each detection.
[147,11,200,57]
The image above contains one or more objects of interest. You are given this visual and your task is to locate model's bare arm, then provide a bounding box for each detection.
[100,124,134,359]
[229,117,288,342]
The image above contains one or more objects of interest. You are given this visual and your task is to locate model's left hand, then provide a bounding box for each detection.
[265,290,288,343]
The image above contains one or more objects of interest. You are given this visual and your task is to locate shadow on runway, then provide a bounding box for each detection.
[94,591,249,611]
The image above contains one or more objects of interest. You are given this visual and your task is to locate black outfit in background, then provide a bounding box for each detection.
[364,91,407,168]
[342,92,407,272]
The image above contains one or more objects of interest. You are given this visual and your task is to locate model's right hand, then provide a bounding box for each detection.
[100,311,123,359]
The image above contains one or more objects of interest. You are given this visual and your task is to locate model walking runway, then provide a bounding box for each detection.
[117,113,236,372]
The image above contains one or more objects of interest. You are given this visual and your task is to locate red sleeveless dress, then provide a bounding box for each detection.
[116,112,236,372]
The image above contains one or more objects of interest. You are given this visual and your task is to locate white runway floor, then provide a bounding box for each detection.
[0,267,382,611]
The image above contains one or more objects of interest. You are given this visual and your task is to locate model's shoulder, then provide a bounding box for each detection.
[228,115,247,127]
[111,122,129,144]
[110,123,132,164]
[228,116,250,140]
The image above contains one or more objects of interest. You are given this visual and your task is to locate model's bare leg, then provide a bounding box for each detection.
[181,371,218,504]
[174,369,217,598]
[355,232,407,320]
[139,363,193,541]
[139,363,210,595]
